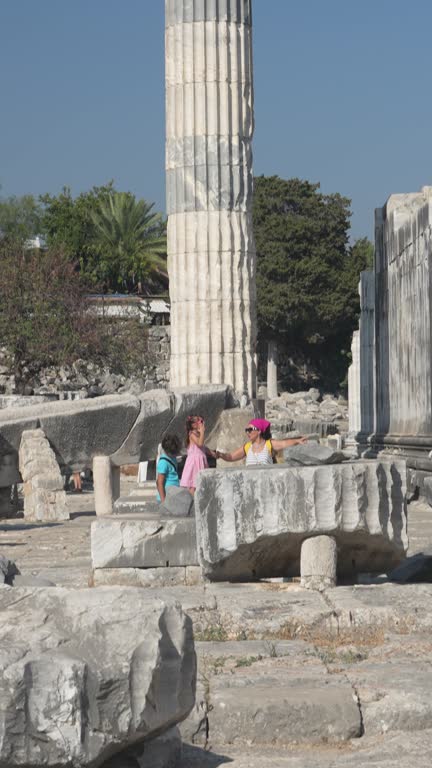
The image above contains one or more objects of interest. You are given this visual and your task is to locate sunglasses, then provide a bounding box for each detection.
[245,426,259,433]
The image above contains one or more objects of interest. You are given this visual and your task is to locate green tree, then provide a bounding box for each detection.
[39,183,114,285]
[39,184,167,292]
[0,241,154,383]
[0,194,42,244]
[350,236,374,271]
[0,242,97,374]
[90,191,167,292]
[253,175,367,391]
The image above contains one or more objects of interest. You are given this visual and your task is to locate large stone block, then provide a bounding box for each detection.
[168,385,238,443]
[114,487,194,518]
[0,387,235,484]
[283,443,350,465]
[19,428,68,521]
[91,516,199,569]
[0,394,140,473]
[195,460,408,581]
[114,495,162,516]
[0,586,196,768]
[111,390,173,466]
[92,566,203,588]
[207,406,254,456]
[209,684,361,745]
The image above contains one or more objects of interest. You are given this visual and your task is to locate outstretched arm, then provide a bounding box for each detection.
[217,445,247,462]
[271,436,308,452]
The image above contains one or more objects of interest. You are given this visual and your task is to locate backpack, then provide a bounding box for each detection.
[244,439,276,463]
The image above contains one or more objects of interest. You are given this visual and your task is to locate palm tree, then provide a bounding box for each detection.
[90,192,167,292]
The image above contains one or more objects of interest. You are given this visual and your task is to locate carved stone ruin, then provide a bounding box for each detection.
[166,0,257,396]
[350,186,432,492]
[0,587,195,767]
[194,459,408,583]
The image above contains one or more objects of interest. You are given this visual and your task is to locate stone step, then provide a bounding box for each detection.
[181,635,432,750]
[179,730,432,768]
[91,515,198,569]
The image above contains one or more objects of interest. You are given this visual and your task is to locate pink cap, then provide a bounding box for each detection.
[249,418,271,433]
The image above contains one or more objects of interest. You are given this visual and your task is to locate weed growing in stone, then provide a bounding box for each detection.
[235,655,262,668]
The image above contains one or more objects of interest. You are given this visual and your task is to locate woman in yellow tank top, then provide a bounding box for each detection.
[217,419,307,466]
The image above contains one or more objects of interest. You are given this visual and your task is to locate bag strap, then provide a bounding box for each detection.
[157,455,177,472]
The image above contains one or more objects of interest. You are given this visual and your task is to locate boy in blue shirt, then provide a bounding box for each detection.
[156,433,181,502]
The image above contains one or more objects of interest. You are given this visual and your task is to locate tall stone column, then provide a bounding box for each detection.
[359,270,375,437]
[165,0,257,396]
[348,330,361,438]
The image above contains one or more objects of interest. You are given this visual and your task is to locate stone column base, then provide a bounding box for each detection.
[93,457,120,517]
[300,536,337,590]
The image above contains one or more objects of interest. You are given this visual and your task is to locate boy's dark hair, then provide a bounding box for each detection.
[162,433,181,456]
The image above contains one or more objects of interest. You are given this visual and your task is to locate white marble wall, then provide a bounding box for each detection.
[166,0,257,395]
[375,186,432,438]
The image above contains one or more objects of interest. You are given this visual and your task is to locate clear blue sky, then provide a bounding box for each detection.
[1,0,431,240]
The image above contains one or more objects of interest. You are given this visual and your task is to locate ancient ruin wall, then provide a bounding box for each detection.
[165,0,257,396]
[375,186,432,439]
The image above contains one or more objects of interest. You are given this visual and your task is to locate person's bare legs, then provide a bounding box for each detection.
[72,472,82,492]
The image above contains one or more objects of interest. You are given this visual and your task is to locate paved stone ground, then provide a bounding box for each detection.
[2,489,432,766]
[179,730,432,767]
[1,491,431,587]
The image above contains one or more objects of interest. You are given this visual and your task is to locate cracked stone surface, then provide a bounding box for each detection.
[195,460,408,581]
[0,586,196,767]
[2,492,432,764]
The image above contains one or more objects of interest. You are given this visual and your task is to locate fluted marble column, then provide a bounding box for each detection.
[348,330,361,437]
[359,270,375,437]
[165,0,257,396]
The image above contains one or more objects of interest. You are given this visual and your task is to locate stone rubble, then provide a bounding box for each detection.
[265,388,349,437]
[0,326,170,399]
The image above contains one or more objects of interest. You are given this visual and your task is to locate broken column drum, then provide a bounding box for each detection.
[166,0,257,396]
[195,460,408,581]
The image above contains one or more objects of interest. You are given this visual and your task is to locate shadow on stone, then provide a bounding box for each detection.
[389,552,432,583]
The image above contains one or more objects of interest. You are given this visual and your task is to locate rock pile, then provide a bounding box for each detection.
[0,326,170,399]
[265,388,349,437]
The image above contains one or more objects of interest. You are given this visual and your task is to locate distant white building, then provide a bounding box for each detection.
[24,234,47,250]
[86,295,170,326]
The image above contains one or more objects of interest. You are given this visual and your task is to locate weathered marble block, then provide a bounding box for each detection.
[0,586,196,768]
[91,515,198,569]
[195,460,408,581]
[19,428,68,521]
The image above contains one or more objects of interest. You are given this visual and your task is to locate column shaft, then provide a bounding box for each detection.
[166,0,257,395]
